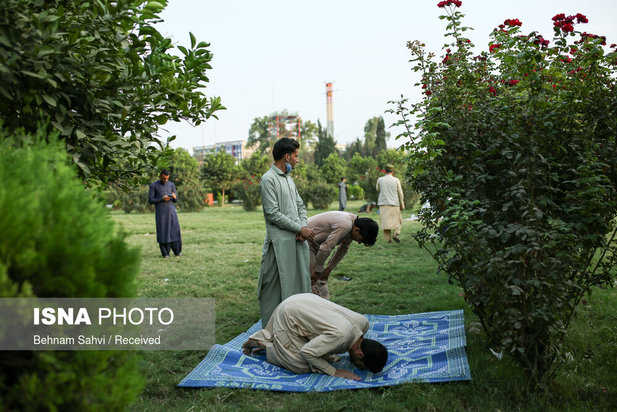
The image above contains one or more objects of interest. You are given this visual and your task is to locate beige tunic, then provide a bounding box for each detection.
[249,293,369,376]
[307,211,356,273]
[376,174,404,207]
[376,174,405,231]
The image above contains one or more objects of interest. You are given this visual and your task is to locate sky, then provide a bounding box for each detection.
[155,0,617,153]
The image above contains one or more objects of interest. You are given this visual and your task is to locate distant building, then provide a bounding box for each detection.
[193,140,255,165]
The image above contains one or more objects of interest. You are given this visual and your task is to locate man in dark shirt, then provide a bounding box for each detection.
[148,169,182,258]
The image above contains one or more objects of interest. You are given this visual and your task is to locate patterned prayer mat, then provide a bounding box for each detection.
[178,310,471,392]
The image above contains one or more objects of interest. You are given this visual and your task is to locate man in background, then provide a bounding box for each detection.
[338,177,348,211]
[376,164,405,243]
[307,211,378,299]
[257,138,315,327]
[148,169,182,257]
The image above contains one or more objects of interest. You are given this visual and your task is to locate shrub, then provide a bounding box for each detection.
[348,184,365,200]
[177,182,207,212]
[233,175,262,211]
[304,180,337,210]
[117,186,153,213]
[391,1,617,382]
[0,134,144,409]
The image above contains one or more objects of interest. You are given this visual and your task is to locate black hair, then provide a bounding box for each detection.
[272,138,300,161]
[355,217,378,246]
[361,339,388,373]
[160,169,170,176]
[340,177,346,181]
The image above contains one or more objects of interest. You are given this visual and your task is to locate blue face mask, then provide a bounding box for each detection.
[286,163,292,174]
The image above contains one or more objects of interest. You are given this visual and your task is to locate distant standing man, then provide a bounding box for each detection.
[258,138,315,326]
[148,169,182,257]
[307,211,378,299]
[376,164,405,243]
[338,177,348,211]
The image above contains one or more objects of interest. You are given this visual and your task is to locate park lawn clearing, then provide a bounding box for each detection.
[110,201,617,411]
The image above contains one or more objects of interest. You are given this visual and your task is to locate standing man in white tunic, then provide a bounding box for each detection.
[257,138,315,327]
[376,164,405,243]
[242,293,388,380]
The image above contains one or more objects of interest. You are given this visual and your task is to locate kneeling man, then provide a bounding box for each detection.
[242,293,388,380]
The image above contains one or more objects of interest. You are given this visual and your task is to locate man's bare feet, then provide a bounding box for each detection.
[242,338,265,355]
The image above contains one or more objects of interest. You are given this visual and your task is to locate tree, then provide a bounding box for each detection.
[343,138,365,160]
[247,116,272,154]
[314,119,337,167]
[363,117,378,156]
[166,148,206,211]
[247,113,317,155]
[201,149,238,206]
[320,152,347,185]
[391,1,617,382]
[300,120,319,148]
[0,0,224,187]
[375,116,389,153]
[362,116,389,157]
[239,152,271,179]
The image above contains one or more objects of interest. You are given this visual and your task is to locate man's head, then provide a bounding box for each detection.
[159,169,170,184]
[272,138,300,169]
[341,177,346,183]
[384,164,395,174]
[349,338,388,374]
[351,217,378,246]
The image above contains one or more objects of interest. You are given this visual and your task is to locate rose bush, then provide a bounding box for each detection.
[390,1,617,382]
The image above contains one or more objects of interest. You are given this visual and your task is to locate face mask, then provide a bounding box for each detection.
[286,163,292,174]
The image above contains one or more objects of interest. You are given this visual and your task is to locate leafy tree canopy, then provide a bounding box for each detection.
[0,0,224,187]
[201,149,238,206]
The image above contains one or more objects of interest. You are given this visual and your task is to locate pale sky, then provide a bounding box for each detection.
[155,0,617,153]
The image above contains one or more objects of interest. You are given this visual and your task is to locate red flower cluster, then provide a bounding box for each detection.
[489,43,502,53]
[503,18,522,27]
[533,35,550,48]
[488,86,497,96]
[425,90,433,96]
[437,0,462,8]
[579,32,607,46]
[507,79,519,86]
[552,13,588,33]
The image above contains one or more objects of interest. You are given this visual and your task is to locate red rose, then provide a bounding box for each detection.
[575,13,588,24]
[504,18,522,27]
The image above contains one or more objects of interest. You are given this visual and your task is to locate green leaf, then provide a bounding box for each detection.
[42,94,57,107]
[189,32,196,48]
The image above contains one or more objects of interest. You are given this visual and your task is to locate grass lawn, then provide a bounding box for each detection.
[110,200,617,411]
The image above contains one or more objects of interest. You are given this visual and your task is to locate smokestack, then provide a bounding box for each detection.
[326,82,334,138]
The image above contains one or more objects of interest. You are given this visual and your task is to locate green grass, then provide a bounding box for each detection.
[110,201,617,411]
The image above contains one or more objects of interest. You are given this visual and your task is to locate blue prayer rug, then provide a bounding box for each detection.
[178,310,471,392]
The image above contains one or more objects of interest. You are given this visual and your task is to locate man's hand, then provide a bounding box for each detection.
[299,227,315,242]
[241,338,265,356]
[163,195,170,202]
[296,234,305,242]
[334,369,361,381]
[321,267,332,281]
[171,192,177,200]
